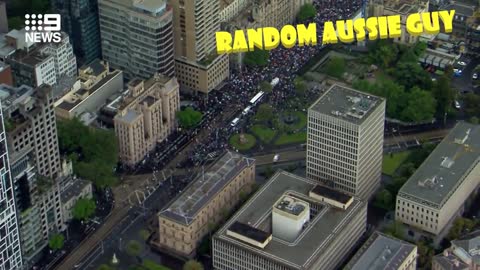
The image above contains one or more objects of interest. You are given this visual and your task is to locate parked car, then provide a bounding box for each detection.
[454,100,461,110]
[473,73,478,80]
[457,61,467,66]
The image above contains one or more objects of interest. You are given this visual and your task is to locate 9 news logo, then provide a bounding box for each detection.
[24,14,62,43]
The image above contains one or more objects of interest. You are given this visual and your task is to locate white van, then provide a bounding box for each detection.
[230,117,240,127]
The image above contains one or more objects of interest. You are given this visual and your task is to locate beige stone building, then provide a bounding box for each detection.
[370,0,429,44]
[396,123,480,237]
[156,151,255,258]
[345,231,417,270]
[307,84,386,200]
[169,0,229,94]
[114,74,180,166]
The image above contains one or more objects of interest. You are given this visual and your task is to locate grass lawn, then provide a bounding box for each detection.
[251,125,277,143]
[287,111,307,130]
[383,151,412,176]
[274,132,307,146]
[142,259,172,270]
[229,134,256,151]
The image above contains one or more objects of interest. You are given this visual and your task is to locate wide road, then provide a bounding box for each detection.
[54,127,450,269]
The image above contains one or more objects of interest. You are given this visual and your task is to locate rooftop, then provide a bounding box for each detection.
[80,59,107,77]
[345,231,417,270]
[61,178,92,203]
[274,195,308,216]
[310,185,352,204]
[214,171,365,269]
[433,252,469,270]
[159,151,255,226]
[383,0,428,14]
[9,46,52,66]
[228,221,271,243]
[445,3,475,17]
[452,230,480,265]
[309,84,384,125]
[398,122,480,208]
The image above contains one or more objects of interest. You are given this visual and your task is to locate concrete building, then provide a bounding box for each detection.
[0,61,12,86]
[114,74,180,166]
[433,230,480,270]
[156,151,255,258]
[0,1,7,33]
[396,123,480,237]
[212,171,367,270]
[0,102,23,270]
[345,231,417,270]
[0,29,33,62]
[0,84,65,266]
[60,178,93,224]
[370,0,429,44]
[51,0,103,66]
[306,84,386,200]
[38,33,77,78]
[55,59,123,120]
[219,0,251,23]
[443,2,475,40]
[169,0,229,94]
[98,0,175,79]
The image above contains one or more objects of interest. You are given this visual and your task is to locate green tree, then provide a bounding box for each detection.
[255,104,274,123]
[293,77,307,95]
[392,62,432,91]
[72,198,96,221]
[7,17,24,30]
[386,176,408,196]
[297,4,317,21]
[143,260,172,270]
[417,241,435,268]
[433,75,455,117]
[49,233,65,251]
[400,87,436,123]
[126,240,143,257]
[183,260,204,270]
[374,189,393,209]
[384,221,404,239]
[469,116,480,124]
[324,57,346,78]
[462,93,480,118]
[259,81,273,93]
[98,265,115,270]
[244,49,270,67]
[177,107,203,129]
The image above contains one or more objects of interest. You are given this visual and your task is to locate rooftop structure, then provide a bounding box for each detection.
[382,0,428,15]
[398,123,480,208]
[309,84,383,125]
[433,230,480,270]
[345,231,417,270]
[213,171,367,270]
[160,151,255,225]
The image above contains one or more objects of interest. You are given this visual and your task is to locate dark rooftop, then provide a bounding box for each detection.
[141,96,156,106]
[228,221,271,243]
[9,48,52,66]
[159,151,255,225]
[80,59,106,77]
[311,185,352,204]
[129,78,143,87]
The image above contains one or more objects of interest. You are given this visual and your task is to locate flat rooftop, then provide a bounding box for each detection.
[433,253,469,270]
[228,221,270,243]
[384,0,428,14]
[61,178,91,203]
[310,185,352,204]
[398,122,480,208]
[309,84,383,125]
[345,231,416,270]
[159,151,255,225]
[215,171,365,269]
[80,59,107,77]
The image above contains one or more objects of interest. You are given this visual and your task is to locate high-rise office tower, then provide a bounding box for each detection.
[52,0,103,66]
[98,0,175,79]
[307,84,386,200]
[169,0,229,94]
[0,101,23,270]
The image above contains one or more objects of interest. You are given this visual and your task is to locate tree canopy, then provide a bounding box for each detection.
[433,74,455,117]
[49,233,65,251]
[462,93,480,118]
[57,118,118,188]
[183,260,204,270]
[324,57,346,78]
[72,198,96,221]
[177,107,203,129]
[244,49,270,67]
[255,104,274,123]
[297,4,317,21]
[447,217,477,240]
[126,240,143,257]
[293,77,307,95]
[259,81,273,93]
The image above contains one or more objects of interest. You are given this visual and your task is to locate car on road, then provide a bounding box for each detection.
[473,73,478,80]
[454,100,461,110]
[273,154,280,163]
[454,68,463,77]
[230,117,240,127]
[457,61,467,66]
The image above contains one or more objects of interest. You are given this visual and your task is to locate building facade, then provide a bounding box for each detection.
[156,152,255,258]
[433,230,480,270]
[0,102,23,270]
[213,171,367,270]
[51,0,102,66]
[98,0,175,80]
[345,231,417,270]
[396,123,480,236]
[61,178,93,224]
[0,61,12,86]
[114,74,180,166]
[38,33,77,78]
[169,0,229,94]
[307,84,386,200]
[55,59,123,120]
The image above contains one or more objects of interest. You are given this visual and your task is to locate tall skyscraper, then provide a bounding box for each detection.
[52,0,102,66]
[0,101,23,270]
[306,84,386,200]
[98,0,175,79]
[169,0,229,94]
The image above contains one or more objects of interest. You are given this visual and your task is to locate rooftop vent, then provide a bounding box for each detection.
[454,128,471,145]
[418,176,441,188]
[440,157,455,168]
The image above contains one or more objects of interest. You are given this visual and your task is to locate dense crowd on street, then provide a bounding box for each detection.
[134,0,364,171]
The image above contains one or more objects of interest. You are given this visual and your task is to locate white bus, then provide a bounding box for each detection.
[249,91,264,105]
[271,77,279,87]
[242,106,252,115]
[230,117,240,127]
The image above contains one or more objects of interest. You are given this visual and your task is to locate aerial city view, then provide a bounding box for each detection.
[0,0,479,269]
